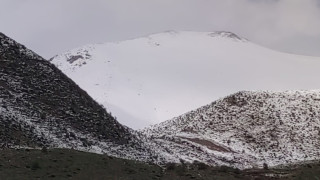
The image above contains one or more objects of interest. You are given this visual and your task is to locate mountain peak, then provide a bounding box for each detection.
[208,31,247,42]
[147,30,247,42]
[50,29,320,130]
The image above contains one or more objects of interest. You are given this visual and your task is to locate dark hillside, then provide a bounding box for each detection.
[0,32,150,160]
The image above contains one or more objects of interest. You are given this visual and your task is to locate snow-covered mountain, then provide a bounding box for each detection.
[0,32,168,164]
[4,32,320,169]
[142,90,320,169]
[50,31,320,129]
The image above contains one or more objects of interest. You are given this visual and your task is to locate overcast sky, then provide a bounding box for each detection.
[1,0,320,58]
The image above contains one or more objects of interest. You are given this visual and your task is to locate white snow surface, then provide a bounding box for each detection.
[50,31,320,129]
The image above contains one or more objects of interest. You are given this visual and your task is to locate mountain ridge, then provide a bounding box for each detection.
[50,30,320,129]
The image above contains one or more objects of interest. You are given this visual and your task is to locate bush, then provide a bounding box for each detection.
[41,146,48,153]
[219,165,241,174]
[233,168,241,174]
[31,161,40,170]
[263,163,268,170]
[166,163,176,170]
[197,162,208,170]
[193,160,208,170]
[219,165,229,173]
[179,158,185,165]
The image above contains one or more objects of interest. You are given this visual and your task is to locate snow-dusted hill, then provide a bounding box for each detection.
[142,90,320,169]
[0,32,171,164]
[50,31,320,129]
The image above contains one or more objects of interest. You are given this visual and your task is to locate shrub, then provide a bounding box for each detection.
[263,163,268,170]
[179,158,185,165]
[219,165,231,173]
[193,160,208,170]
[31,161,40,170]
[41,146,48,153]
[197,162,208,170]
[166,163,175,170]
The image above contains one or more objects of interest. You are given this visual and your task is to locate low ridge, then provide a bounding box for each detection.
[143,90,320,169]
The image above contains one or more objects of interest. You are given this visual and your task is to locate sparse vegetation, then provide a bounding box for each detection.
[4,148,316,179]
[144,90,320,168]
[166,162,176,170]
[31,161,40,170]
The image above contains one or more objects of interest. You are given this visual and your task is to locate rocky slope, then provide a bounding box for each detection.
[50,31,320,129]
[142,90,320,169]
[0,32,166,163]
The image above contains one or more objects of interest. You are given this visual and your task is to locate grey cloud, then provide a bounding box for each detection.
[0,0,320,58]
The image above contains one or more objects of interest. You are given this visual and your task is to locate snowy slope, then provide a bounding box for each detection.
[50,31,320,129]
[142,90,320,169]
[0,32,174,164]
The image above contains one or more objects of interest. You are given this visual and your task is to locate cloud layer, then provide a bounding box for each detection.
[1,0,320,58]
